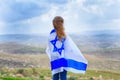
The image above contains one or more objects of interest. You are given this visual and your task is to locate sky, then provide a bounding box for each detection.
[0,0,120,35]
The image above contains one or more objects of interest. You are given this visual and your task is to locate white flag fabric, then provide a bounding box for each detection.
[46,29,88,75]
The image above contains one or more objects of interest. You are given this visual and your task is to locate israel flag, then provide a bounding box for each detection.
[46,29,88,75]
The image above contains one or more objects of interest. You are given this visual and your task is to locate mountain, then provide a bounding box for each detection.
[71,33,120,60]
[0,31,120,60]
[0,34,47,47]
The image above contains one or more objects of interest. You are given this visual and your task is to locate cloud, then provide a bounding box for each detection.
[111,19,120,29]
[0,0,68,22]
[0,21,31,34]
[0,22,5,34]
[0,0,47,22]
[0,0,120,34]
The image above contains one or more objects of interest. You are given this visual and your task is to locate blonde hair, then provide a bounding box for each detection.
[53,16,66,40]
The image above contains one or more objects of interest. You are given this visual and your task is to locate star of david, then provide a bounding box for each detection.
[50,36,65,55]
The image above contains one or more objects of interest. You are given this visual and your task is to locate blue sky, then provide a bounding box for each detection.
[0,0,120,34]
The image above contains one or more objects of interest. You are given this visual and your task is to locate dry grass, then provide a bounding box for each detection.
[0,52,120,73]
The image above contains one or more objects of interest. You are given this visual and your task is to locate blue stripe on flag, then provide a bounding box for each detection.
[50,29,56,34]
[51,58,67,70]
[51,58,87,71]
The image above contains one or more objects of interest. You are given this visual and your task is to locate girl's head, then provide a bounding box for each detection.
[53,16,66,40]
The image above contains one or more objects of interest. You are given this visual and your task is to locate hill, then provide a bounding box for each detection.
[0,32,120,74]
[0,52,119,73]
[0,33,120,60]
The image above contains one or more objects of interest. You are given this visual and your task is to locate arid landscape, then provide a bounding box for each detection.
[0,32,120,80]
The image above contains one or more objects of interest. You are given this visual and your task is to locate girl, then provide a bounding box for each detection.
[46,16,88,80]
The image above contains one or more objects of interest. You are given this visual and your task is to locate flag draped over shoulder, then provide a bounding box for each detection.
[46,29,88,75]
